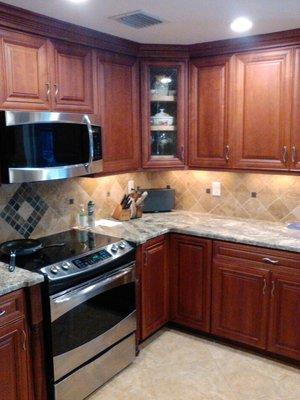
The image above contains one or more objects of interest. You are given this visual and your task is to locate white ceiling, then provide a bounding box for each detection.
[2,0,300,44]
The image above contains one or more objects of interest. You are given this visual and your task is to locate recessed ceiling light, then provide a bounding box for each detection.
[67,0,88,4]
[230,17,253,33]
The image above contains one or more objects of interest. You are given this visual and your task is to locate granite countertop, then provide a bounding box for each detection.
[0,262,44,297]
[91,211,300,253]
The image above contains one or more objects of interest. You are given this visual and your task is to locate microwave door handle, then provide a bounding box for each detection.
[51,263,135,322]
[82,115,94,173]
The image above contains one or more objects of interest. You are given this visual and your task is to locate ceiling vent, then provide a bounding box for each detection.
[109,10,165,29]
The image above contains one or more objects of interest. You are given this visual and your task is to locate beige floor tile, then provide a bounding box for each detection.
[86,328,299,400]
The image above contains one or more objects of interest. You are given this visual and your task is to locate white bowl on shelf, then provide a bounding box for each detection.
[151,109,174,126]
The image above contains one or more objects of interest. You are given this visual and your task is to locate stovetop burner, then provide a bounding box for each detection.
[0,229,135,289]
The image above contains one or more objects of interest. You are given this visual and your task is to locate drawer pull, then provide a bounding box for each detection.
[262,257,279,265]
[0,309,6,317]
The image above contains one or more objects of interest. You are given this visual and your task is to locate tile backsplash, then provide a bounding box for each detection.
[0,170,300,243]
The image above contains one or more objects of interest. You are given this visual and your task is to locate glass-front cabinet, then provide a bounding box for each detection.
[141,61,187,168]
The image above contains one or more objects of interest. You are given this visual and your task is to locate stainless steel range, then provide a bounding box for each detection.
[1,229,137,400]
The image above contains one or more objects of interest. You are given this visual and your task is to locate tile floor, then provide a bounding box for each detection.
[87,328,300,400]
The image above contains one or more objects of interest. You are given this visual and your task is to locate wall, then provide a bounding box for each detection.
[0,170,300,243]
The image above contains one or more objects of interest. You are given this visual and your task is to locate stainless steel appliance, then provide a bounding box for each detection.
[0,230,136,400]
[0,111,103,183]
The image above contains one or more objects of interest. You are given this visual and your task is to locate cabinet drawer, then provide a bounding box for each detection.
[213,241,300,271]
[0,290,25,327]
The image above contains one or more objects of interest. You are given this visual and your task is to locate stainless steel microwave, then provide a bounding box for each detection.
[0,111,103,183]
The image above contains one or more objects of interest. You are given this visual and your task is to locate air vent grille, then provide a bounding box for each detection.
[110,10,164,29]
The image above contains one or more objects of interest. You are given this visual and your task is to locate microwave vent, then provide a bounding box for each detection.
[109,10,165,29]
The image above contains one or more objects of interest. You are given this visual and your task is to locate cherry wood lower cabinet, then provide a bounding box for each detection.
[211,262,270,349]
[170,234,212,332]
[212,241,300,360]
[138,236,169,340]
[0,290,32,400]
[268,271,300,360]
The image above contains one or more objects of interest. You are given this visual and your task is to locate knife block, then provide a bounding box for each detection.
[111,204,131,221]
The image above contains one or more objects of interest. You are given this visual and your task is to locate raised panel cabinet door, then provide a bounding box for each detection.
[189,56,231,168]
[291,47,300,170]
[268,272,300,360]
[50,40,94,113]
[232,49,292,170]
[211,262,270,349]
[0,319,31,400]
[170,235,212,332]
[98,54,140,173]
[140,236,169,340]
[0,30,50,110]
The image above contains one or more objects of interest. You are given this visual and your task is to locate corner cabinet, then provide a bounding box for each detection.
[189,56,231,168]
[97,52,140,173]
[291,47,300,171]
[141,60,187,169]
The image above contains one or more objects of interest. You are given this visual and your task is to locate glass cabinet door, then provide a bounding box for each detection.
[141,61,187,168]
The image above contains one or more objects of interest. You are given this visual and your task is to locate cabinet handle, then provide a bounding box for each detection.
[179,146,184,162]
[54,84,59,101]
[45,82,51,101]
[292,146,297,164]
[144,252,147,266]
[263,279,267,295]
[21,329,27,351]
[0,309,6,317]
[262,257,279,265]
[282,146,288,164]
[225,145,230,162]
[271,281,276,297]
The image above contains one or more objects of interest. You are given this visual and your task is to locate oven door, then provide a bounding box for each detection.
[1,111,102,183]
[50,262,136,381]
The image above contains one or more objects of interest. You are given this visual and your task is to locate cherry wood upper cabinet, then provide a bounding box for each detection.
[139,236,169,340]
[141,60,187,169]
[291,47,300,171]
[49,40,95,113]
[189,56,231,168]
[97,52,140,173]
[0,30,50,110]
[211,261,270,349]
[170,235,212,332]
[231,49,293,171]
[268,271,300,361]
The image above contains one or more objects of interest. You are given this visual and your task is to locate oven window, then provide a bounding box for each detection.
[51,282,135,357]
[4,123,90,167]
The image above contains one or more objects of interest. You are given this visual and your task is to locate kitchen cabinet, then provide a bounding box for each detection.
[170,235,212,332]
[211,261,270,349]
[138,235,169,340]
[0,30,96,113]
[49,40,95,113]
[268,271,300,360]
[141,60,187,169]
[0,30,50,110]
[0,290,32,400]
[189,56,231,168]
[291,47,300,170]
[231,49,293,170]
[97,52,140,173]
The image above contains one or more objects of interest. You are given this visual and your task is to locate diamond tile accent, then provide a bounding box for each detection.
[0,183,48,238]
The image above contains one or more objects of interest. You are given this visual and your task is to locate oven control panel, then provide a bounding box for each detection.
[41,240,134,281]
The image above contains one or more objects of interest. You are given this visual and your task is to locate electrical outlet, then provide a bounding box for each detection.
[212,182,221,196]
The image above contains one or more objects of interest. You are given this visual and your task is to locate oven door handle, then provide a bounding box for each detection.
[83,114,94,173]
[50,263,135,322]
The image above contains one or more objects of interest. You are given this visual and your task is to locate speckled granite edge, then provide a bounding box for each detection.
[0,262,44,296]
[90,211,300,254]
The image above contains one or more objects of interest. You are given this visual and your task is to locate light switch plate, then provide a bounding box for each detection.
[212,181,221,196]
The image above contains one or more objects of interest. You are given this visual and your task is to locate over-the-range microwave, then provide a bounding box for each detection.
[0,111,103,183]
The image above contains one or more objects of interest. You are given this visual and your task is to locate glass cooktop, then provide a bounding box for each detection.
[0,229,121,272]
